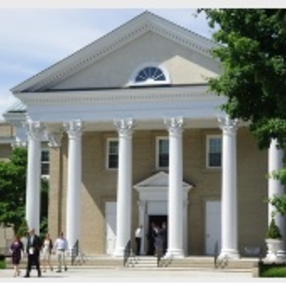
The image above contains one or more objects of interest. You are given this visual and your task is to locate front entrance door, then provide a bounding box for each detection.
[147,215,167,255]
[205,201,221,255]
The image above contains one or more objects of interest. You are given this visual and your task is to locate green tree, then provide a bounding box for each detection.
[200,9,286,150]
[199,9,286,213]
[0,147,49,236]
[0,148,27,234]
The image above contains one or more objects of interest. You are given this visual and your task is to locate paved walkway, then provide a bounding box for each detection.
[1,268,285,284]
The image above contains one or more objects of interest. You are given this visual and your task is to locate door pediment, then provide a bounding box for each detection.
[134,171,192,201]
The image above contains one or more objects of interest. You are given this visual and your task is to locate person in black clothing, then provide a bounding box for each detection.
[147,222,157,255]
[160,222,168,255]
[24,228,42,278]
[10,235,24,277]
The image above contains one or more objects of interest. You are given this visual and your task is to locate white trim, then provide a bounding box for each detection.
[156,137,169,170]
[206,135,222,169]
[16,85,215,105]
[128,62,171,86]
[106,138,119,170]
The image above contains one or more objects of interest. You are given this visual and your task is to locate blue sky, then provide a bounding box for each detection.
[0,8,215,120]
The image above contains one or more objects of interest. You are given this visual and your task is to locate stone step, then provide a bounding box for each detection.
[3,256,258,270]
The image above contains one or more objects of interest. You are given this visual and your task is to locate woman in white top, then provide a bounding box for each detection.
[41,233,53,272]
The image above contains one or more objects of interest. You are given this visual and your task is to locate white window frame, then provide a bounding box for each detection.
[41,148,50,178]
[156,137,169,170]
[106,138,119,170]
[206,135,222,169]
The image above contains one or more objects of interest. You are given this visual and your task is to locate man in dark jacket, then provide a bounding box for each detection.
[24,228,42,278]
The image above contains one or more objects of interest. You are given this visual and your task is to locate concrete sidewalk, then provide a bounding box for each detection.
[0,268,284,284]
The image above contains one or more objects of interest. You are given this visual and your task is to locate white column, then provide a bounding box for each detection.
[164,117,184,258]
[64,120,83,252]
[268,138,285,258]
[113,118,135,257]
[218,116,239,259]
[138,201,146,255]
[24,121,44,234]
[183,199,189,256]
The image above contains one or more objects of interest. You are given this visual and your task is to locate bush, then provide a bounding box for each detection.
[261,267,286,277]
[0,260,6,269]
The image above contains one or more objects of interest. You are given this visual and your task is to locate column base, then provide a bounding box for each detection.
[113,247,134,257]
[277,250,286,259]
[113,247,126,257]
[165,248,185,258]
[219,248,240,259]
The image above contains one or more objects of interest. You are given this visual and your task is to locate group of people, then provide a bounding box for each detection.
[135,222,168,256]
[9,228,69,278]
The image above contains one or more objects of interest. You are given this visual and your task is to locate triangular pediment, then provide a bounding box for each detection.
[11,11,220,94]
[134,171,192,189]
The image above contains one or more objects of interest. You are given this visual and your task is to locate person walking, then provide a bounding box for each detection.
[24,228,42,278]
[41,233,54,272]
[53,231,69,272]
[9,235,24,277]
[135,225,143,256]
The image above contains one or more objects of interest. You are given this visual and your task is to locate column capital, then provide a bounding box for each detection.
[24,120,45,141]
[64,120,83,139]
[114,118,135,137]
[164,117,184,136]
[47,131,63,148]
[218,116,239,134]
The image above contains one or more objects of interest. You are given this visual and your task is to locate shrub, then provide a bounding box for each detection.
[261,267,286,277]
[0,260,6,269]
[266,218,282,239]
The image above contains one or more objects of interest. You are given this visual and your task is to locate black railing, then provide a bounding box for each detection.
[123,240,131,267]
[71,240,79,266]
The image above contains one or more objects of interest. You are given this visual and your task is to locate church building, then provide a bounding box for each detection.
[2,11,284,258]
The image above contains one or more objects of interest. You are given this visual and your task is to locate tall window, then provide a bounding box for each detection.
[157,137,169,168]
[207,135,222,168]
[107,139,119,169]
[41,149,50,176]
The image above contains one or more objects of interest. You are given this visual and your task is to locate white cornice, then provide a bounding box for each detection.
[11,12,219,94]
[16,86,220,106]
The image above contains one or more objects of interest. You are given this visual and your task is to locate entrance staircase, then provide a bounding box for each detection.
[4,255,258,272]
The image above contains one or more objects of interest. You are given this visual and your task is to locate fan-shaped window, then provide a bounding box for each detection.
[129,64,171,86]
[135,67,166,83]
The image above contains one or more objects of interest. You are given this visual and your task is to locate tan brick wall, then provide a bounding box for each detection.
[0,144,12,162]
[49,127,269,255]
[0,122,14,137]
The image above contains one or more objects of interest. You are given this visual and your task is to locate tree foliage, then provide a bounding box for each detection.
[0,147,49,236]
[0,148,27,234]
[200,9,286,150]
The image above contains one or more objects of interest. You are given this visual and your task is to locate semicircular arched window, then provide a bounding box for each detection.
[135,67,166,83]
